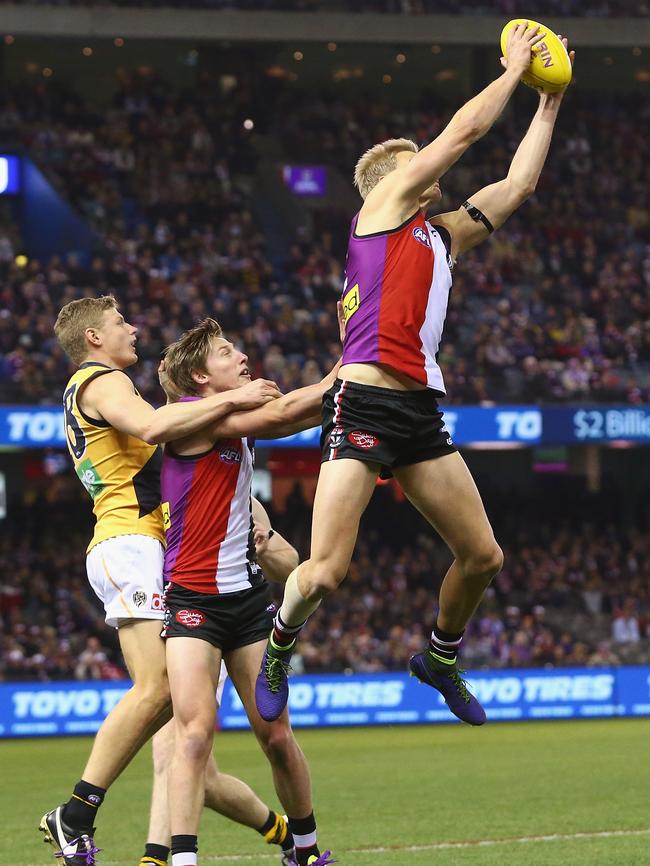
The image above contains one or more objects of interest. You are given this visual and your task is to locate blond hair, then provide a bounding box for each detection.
[54,295,118,364]
[353,138,419,199]
[164,318,224,397]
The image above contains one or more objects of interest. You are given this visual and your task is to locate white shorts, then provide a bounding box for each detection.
[87,534,165,628]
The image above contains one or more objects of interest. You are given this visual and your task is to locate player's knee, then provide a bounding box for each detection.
[302,560,345,599]
[177,724,213,765]
[258,722,295,767]
[464,542,503,582]
[130,675,171,719]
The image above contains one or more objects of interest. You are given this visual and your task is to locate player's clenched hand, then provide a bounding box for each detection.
[501,21,545,75]
[233,378,282,409]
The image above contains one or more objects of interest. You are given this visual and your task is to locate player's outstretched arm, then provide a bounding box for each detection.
[252,497,299,584]
[381,22,545,206]
[209,363,339,441]
[433,38,574,259]
[82,372,281,444]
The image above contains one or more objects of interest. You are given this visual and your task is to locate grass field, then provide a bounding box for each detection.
[3,719,649,866]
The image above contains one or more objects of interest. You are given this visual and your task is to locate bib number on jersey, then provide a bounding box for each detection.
[63,383,87,460]
[342,283,360,322]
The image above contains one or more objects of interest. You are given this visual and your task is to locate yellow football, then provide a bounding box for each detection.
[500,19,572,94]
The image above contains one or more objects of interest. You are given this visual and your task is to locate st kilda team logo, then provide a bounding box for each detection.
[175,608,206,628]
[329,425,345,448]
[348,430,379,450]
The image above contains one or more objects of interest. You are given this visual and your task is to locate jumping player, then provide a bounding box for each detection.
[139,499,301,866]
[43,296,280,864]
[256,28,575,726]
[160,318,336,866]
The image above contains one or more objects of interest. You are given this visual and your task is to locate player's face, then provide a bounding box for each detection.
[397,151,443,210]
[202,337,251,392]
[94,308,138,367]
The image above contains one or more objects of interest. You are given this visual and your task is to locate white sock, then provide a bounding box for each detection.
[171,854,197,866]
[277,567,322,630]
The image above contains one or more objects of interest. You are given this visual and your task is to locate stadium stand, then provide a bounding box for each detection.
[2,474,648,681]
[0,1,646,14]
[1,74,649,407]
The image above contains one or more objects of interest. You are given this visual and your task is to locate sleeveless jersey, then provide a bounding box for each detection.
[161,433,261,595]
[63,362,165,552]
[340,210,453,391]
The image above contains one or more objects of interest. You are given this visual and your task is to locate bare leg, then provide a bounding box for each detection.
[146,719,269,848]
[145,720,175,849]
[394,451,503,633]
[82,620,171,788]
[278,459,379,627]
[228,642,312,817]
[166,636,221,838]
[203,760,269,829]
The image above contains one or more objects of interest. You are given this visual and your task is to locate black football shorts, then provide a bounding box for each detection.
[162,581,274,652]
[320,378,457,479]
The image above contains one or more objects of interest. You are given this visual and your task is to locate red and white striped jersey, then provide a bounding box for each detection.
[161,435,262,595]
[341,210,453,392]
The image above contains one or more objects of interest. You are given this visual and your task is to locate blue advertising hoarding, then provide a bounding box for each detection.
[2,405,650,450]
[1,667,648,738]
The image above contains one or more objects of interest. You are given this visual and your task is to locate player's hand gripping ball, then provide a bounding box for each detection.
[501,19,572,93]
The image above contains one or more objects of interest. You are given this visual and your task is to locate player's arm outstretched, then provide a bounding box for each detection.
[81,372,281,444]
[252,497,299,584]
[208,361,340,441]
[433,38,575,259]
[364,22,545,225]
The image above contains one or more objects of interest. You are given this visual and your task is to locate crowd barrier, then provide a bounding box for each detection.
[2,666,649,738]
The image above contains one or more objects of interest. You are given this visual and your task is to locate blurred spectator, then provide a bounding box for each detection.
[75,636,108,680]
[612,598,641,643]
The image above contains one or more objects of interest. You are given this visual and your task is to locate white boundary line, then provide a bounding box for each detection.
[23,826,650,866]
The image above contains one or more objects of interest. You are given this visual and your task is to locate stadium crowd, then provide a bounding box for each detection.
[1,73,649,407]
[1,476,648,682]
[1,0,645,15]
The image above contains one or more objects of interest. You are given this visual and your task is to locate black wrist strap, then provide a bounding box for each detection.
[462,200,494,233]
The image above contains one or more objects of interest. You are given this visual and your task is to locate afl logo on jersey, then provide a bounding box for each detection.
[176,609,206,628]
[412,226,431,249]
[219,447,242,464]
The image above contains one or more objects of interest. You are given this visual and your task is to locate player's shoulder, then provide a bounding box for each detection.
[84,367,134,396]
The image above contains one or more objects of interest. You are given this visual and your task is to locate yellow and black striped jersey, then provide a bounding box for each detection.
[63,362,165,552]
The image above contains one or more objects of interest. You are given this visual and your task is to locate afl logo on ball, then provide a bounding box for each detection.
[329,425,345,448]
[176,609,205,628]
[348,430,379,449]
[412,226,431,248]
